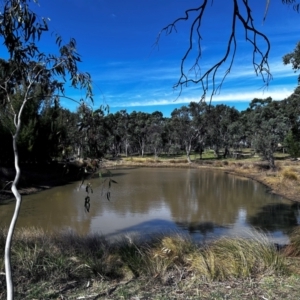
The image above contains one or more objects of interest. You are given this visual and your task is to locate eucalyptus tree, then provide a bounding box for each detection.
[248,98,290,170]
[284,130,300,159]
[113,110,130,156]
[40,106,78,160]
[283,41,300,84]
[0,1,92,299]
[128,111,150,157]
[170,102,204,163]
[104,112,122,157]
[76,105,110,158]
[280,87,300,158]
[205,104,240,158]
[163,117,181,156]
[147,111,165,158]
[188,102,208,159]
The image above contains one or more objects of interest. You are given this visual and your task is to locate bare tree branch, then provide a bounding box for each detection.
[155,0,299,102]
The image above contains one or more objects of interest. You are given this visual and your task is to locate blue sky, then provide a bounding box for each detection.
[3,0,300,116]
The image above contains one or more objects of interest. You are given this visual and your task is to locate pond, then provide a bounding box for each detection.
[1,167,299,244]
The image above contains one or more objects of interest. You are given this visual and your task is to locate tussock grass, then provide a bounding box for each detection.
[283,227,300,257]
[189,232,286,281]
[281,168,298,181]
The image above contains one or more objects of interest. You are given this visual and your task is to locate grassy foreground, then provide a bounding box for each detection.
[1,228,300,299]
[2,152,300,299]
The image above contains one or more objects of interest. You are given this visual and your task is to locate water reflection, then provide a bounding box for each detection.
[248,203,300,232]
[0,167,298,243]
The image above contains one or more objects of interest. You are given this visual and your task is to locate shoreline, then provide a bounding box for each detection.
[107,158,300,203]
[1,158,300,203]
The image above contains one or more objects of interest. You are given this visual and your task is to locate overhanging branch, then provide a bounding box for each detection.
[155,0,275,102]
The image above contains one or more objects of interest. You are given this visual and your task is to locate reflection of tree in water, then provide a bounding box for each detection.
[176,221,226,235]
[247,202,300,233]
[161,169,283,226]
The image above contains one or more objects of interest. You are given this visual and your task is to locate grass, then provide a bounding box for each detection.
[281,167,298,181]
[1,228,299,299]
[190,234,287,281]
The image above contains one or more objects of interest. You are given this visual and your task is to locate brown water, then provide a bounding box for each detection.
[0,167,299,243]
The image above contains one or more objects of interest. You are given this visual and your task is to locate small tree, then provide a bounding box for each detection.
[247,98,289,170]
[0,1,92,299]
[284,130,300,159]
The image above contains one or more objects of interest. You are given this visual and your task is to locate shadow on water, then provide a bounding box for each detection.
[106,219,182,240]
[176,221,228,235]
[105,219,230,243]
[247,202,300,233]
[101,167,141,178]
[101,172,129,178]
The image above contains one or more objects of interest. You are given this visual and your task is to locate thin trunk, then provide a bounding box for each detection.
[268,155,276,171]
[124,139,128,157]
[141,140,145,157]
[186,143,192,163]
[223,146,229,159]
[214,148,219,158]
[5,132,22,300]
[5,92,29,300]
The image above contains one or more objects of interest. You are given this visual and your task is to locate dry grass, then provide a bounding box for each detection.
[281,167,298,181]
[283,227,300,257]
[168,159,188,164]
[0,228,295,299]
[189,232,286,281]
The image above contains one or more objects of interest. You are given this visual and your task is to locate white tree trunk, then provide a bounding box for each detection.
[5,133,22,300]
[4,93,28,300]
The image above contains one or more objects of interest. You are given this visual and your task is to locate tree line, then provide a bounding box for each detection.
[1,86,300,171]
